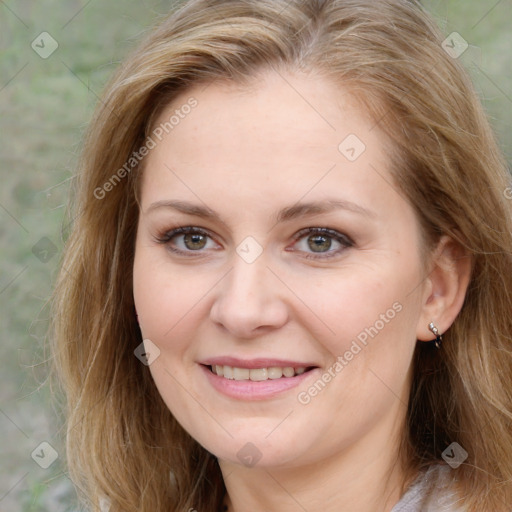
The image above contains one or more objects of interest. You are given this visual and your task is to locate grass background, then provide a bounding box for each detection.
[0,0,510,510]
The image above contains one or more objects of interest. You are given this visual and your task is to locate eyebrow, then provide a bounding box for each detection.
[145,198,376,223]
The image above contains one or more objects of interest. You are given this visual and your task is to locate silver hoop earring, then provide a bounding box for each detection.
[428,322,443,349]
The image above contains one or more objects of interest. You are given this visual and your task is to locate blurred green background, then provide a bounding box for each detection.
[1,0,510,510]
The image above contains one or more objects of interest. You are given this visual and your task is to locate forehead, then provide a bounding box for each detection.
[140,70,396,216]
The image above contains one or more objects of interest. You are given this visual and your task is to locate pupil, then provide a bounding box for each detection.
[184,233,206,250]
[308,234,331,252]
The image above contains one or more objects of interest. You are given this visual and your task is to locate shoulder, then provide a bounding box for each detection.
[391,464,467,512]
[99,497,111,512]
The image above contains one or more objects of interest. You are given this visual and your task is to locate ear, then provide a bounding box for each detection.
[416,235,472,342]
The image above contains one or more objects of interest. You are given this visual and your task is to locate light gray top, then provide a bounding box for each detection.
[100,464,472,511]
[391,464,467,512]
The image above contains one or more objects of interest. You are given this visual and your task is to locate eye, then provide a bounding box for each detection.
[154,226,353,259]
[290,227,353,259]
[154,226,220,255]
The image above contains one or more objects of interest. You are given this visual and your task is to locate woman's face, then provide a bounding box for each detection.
[133,69,430,469]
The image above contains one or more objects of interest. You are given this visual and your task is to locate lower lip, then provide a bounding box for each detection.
[200,364,319,400]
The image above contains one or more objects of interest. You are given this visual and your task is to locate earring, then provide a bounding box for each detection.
[428,322,443,349]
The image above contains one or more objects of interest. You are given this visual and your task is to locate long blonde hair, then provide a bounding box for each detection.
[51,0,512,510]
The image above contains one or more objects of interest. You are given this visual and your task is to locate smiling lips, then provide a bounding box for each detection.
[201,357,318,382]
[200,358,319,400]
[211,364,309,381]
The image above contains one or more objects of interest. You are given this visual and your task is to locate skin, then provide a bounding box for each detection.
[132,68,471,512]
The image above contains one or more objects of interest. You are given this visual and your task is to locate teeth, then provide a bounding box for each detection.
[233,367,250,380]
[268,367,283,379]
[210,365,310,380]
[283,367,295,377]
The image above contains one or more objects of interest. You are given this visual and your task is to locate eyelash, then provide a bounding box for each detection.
[153,226,354,260]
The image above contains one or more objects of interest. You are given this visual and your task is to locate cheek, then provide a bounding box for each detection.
[331,272,422,409]
[133,245,226,366]
[132,248,208,416]
[287,260,423,414]
[133,247,195,348]
[287,264,421,441]
[287,259,420,358]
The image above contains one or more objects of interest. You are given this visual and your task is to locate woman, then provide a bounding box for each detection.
[51,0,512,511]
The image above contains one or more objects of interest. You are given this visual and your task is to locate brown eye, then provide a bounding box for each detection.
[155,226,219,255]
[290,227,354,259]
[183,233,207,250]
[307,234,332,253]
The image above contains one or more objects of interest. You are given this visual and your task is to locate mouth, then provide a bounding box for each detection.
[199,357,321,400]
[206,364,317,381]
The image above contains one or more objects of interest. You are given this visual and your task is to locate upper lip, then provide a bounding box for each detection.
[200,356,319,369]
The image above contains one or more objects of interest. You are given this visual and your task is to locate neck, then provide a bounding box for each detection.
[219,419,416,512]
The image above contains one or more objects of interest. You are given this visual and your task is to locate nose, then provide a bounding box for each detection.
[209,253,289,338]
